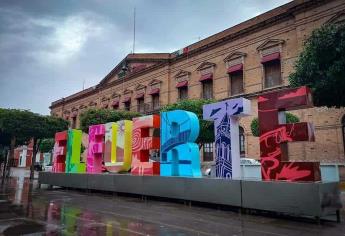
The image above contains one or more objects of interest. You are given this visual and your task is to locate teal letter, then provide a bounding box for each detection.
[160,110,201,177]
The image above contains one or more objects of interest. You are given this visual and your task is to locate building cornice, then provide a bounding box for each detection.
[169,0,328,64]
[50,0,332,109]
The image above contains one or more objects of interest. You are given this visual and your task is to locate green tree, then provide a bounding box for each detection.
[289,23,345,107]
[79,109,141,133]
[28,115,69,179]
[160,99,216,147]
[250,112,300,137]
[39,138,55,153]
[0,109,36,178]
[0,109,68,179]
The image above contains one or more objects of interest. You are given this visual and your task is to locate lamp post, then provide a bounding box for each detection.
[121,64,128,110]
[121,64,128,93]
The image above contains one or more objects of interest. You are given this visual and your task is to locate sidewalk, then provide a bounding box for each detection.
[9,167,38,179]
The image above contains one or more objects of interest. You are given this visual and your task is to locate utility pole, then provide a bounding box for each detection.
[133,7,136,54]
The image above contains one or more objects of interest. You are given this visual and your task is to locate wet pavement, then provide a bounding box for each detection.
[8,167,38,179]
[0,174,345,235]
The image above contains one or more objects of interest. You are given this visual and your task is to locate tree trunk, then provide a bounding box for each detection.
[2,148,9,180]
[5,136,16,178]
[29,138,37,180]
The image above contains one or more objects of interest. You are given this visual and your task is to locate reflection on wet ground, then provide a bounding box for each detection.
[0,176,345,236]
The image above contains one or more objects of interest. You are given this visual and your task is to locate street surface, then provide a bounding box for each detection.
[0,168,344,235]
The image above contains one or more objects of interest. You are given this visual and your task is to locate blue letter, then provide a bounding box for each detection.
[160,110,201,177]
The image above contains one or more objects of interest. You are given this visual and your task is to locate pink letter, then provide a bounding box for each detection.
[87,124,105,173]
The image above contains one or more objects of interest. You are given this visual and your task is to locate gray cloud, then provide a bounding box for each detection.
[0,0,291,114]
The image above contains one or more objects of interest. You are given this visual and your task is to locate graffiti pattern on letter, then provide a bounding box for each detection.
[66,129,85,173]
[160,110,201,177]
[131,115,160,175]
[203,98,251,179]
[258,86,320,181]
[103,121,133,172]
[87,124,105,173]
[52,131,68,172]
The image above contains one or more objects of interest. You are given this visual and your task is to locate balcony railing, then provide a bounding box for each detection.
[136,103,161,114]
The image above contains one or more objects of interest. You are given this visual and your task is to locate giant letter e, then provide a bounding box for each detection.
[258,86,320,181]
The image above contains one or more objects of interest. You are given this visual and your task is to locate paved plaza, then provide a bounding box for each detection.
[0,168,344,235]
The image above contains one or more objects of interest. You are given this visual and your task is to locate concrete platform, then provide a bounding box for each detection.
[38,172,342,221]
[241,179,342,220]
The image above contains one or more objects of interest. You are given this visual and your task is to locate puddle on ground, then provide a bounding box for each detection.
[0,175,344,236]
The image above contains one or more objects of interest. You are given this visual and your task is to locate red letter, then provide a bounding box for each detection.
[258,86,320,181]
[52,131,68,172]
[131,115,160,175]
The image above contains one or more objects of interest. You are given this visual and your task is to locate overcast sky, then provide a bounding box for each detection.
[0,0,291,115]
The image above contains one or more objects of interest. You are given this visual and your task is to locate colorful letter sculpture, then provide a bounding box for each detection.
[51,94,321,181]
[160,110,201,177]
[52,131,68,172]
[131,115,160,175]
[258,86,320,181]
[203,98,251,179]
[104,120,133,172]
[104,122,116,165]
[66,129,85,173]
[87,124,105,173]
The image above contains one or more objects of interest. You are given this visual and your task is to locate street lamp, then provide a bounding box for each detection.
[121,64,128,93]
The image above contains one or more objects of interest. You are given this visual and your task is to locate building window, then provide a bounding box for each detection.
[202,80,213,99]
[137,98,145,113]
[239,126,245,156]
[264,60,281,88]
[72,117,77,129]
[152,94,160,111]
[230,71,244,95]
[178,86,188,100]
[111,100,119,110]
[124,102,131,111]
[203,143,214,162]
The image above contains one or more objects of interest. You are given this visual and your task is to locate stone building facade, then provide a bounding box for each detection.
[50,0,345,163]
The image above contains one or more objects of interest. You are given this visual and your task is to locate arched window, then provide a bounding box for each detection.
[341,115,345,152]
[239,126,245,156]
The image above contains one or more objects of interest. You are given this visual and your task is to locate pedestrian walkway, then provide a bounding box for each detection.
[0,175,344,235]
[9,167,38,179]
